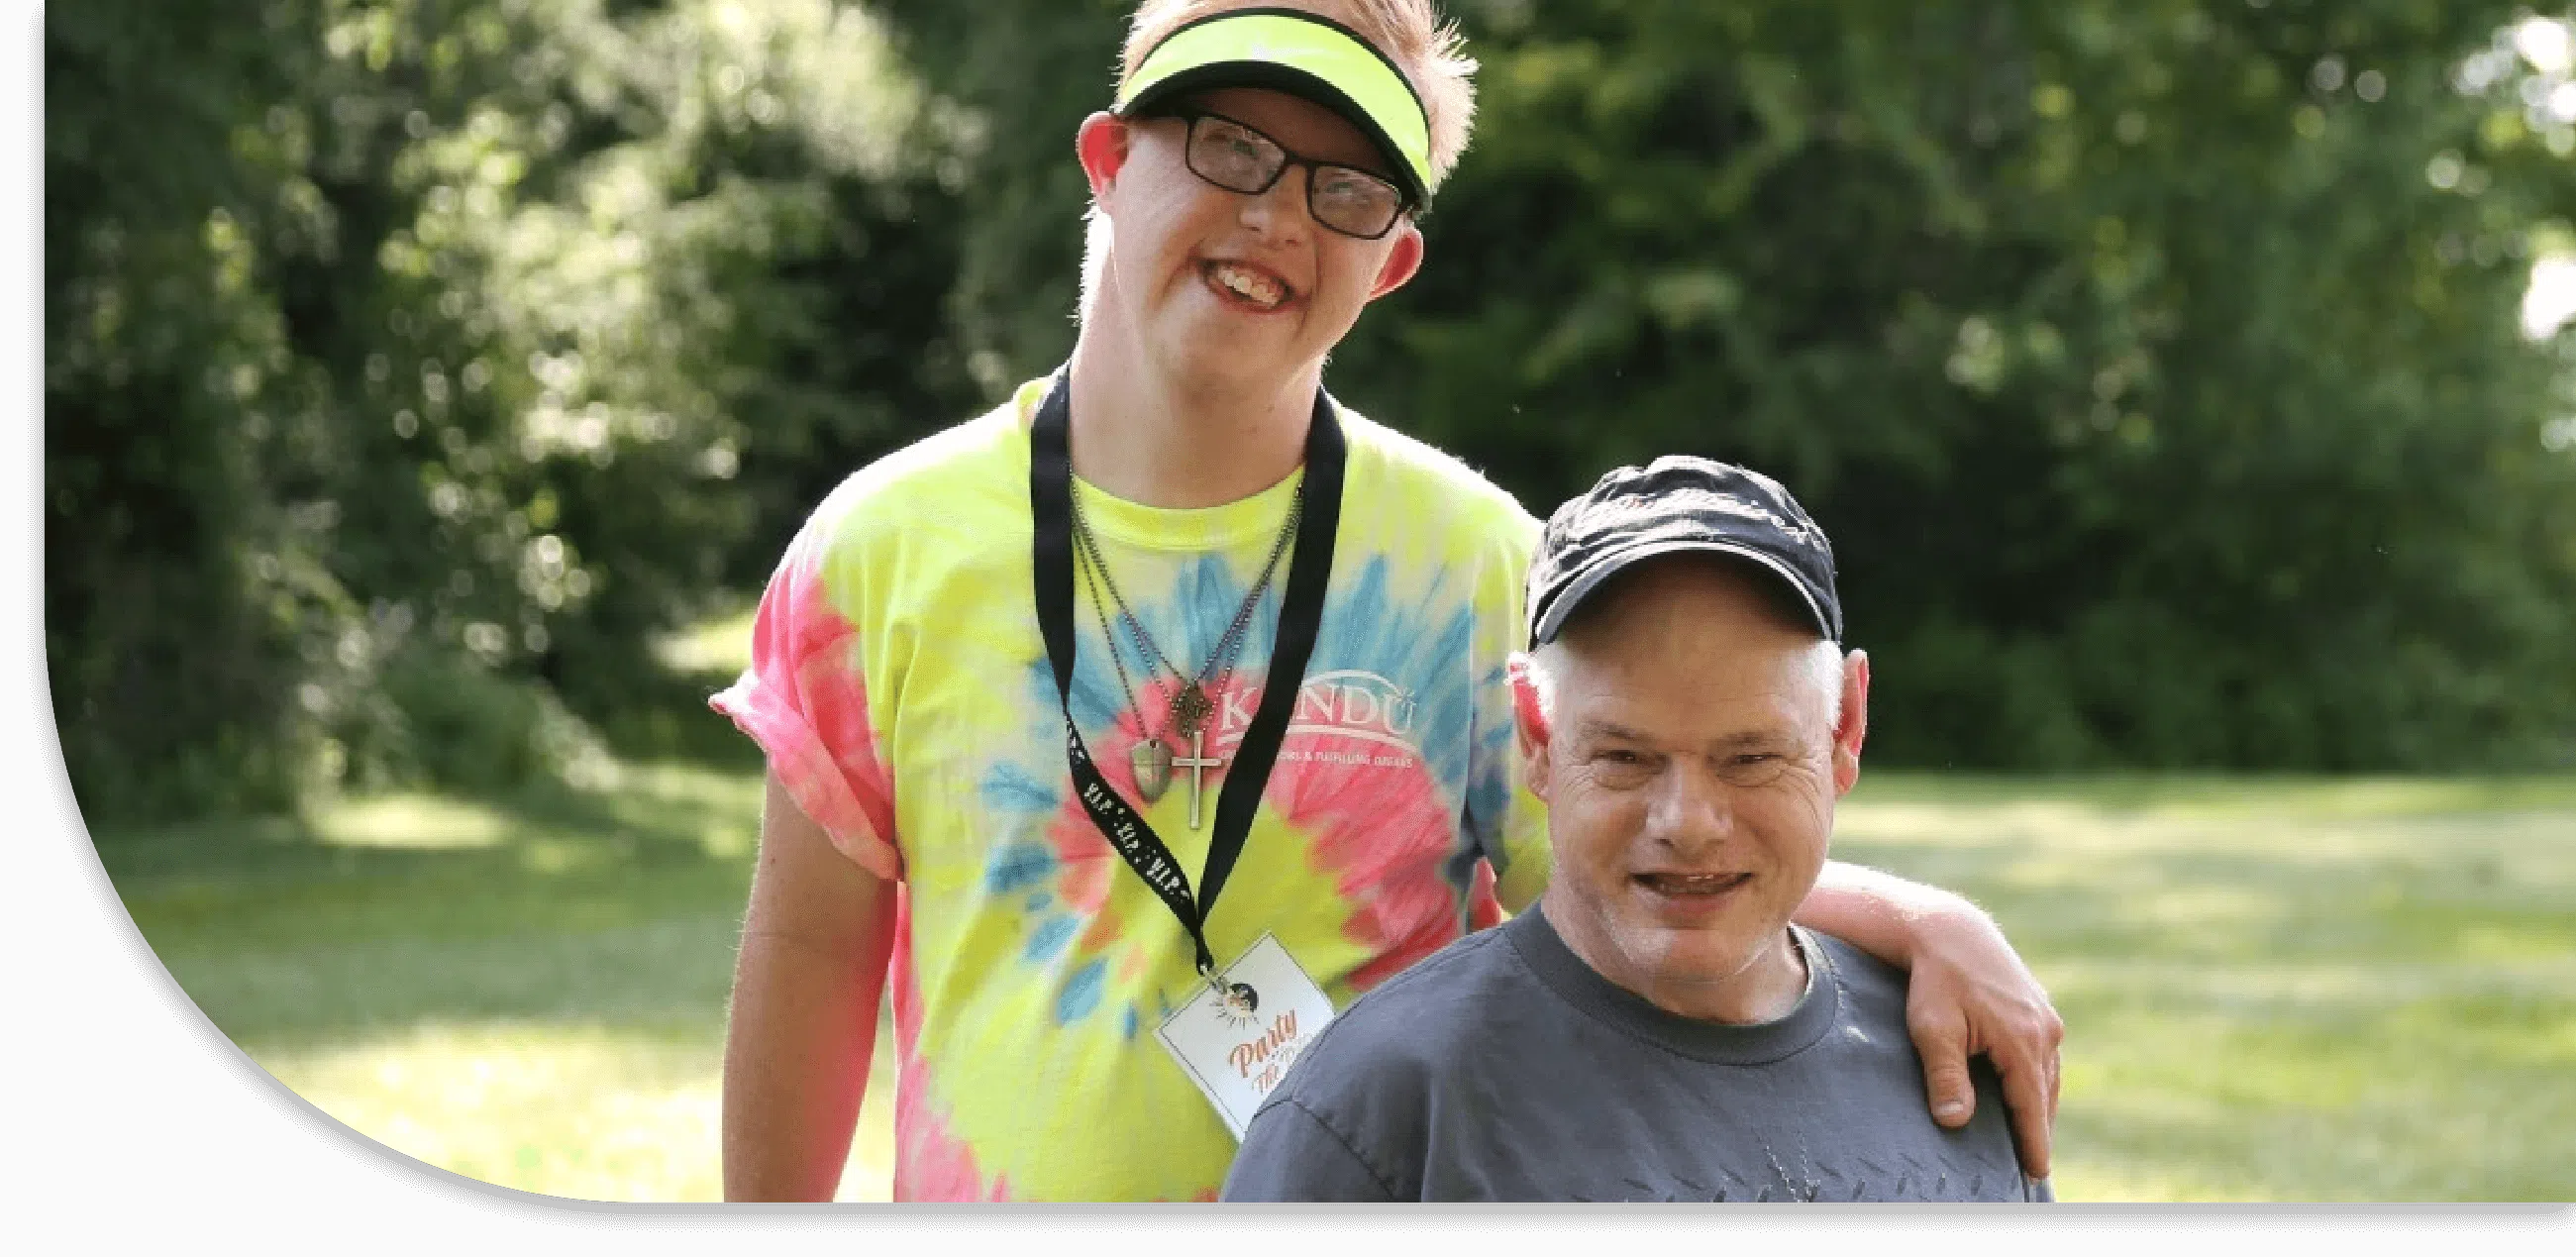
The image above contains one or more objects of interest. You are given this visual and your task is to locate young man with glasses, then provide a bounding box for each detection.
[714,0,2063,1203]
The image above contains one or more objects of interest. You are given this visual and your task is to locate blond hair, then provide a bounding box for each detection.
[1079,0,1480,324]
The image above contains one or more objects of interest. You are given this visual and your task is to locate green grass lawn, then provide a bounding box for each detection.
[92,766,2576,1203]
[93,765,894,1203]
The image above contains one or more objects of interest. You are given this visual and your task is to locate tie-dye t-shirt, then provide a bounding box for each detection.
[712,377,1551,1202]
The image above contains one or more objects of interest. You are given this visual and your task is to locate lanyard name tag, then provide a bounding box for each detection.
[1027,366,1349,1135]
[1155,934,1336,1142]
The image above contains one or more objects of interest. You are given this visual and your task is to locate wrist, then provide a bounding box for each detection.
[1906,889,1997,959]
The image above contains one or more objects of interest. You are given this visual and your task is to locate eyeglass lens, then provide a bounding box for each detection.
[1182,114,1404,239]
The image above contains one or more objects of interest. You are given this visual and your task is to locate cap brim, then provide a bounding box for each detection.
[1113,9,1434,206]
[1532,539,1838,647]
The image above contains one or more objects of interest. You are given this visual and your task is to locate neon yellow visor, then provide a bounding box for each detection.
[1114,7,1436,207]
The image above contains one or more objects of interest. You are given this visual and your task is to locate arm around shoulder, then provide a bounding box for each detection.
[1794,860,2064,1179]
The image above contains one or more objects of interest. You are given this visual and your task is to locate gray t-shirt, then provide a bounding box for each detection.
[1222,906,2052,1202]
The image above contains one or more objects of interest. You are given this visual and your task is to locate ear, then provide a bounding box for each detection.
[1365,218,1425,301]
[1076,111,1131,200]
[1831,649,1871,796]
[1507,653,1555,802]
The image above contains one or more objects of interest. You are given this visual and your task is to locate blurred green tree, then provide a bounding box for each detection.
[48,0,979,821]
[46,0,2576,825]
[877,0,2576,771]
[49,1,333,817]
[255,0,982,774]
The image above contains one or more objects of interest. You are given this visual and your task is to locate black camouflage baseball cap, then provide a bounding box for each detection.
[1526,456,1841,647]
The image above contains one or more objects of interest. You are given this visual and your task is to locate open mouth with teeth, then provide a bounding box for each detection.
[1201,259,1294,313]
[1633,871,1753,900]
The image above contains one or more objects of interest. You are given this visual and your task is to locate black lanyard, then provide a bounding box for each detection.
[1028,367,1345,986]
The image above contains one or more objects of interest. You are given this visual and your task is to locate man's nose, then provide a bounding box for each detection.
[1647,764,1733,855]
[1237,165,1312,242]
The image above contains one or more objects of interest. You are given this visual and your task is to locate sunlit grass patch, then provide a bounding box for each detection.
[317,794,516,851]
[101,759,900,1202]
[104,764,766,951]
[256,1019,892,1203]
[1839,772,2576,1203]
[90,764,2576,1201]
[651,603,757,679]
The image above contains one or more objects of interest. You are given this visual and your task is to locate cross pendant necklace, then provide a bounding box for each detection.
[1068,468,1296,828]
[1171,729,1226,831]
[1129,681,1211,807]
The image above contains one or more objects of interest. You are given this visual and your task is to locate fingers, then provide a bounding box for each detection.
[1906,986,1976,1128]
[1999,1050,2055,1180]
[1908,1011,1976,1129]
[1923,1057,1975,1128]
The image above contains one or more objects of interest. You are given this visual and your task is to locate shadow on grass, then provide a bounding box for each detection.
[88,761,770,1046]
[84,755,910,1203]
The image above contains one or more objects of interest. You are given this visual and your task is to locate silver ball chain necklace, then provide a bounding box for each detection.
[1068,475,1304,828]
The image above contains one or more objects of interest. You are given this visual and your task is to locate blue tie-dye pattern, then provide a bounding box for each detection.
[993,501,1513,1029]
[1023,631,1151,753]
[984,842,1056,895]
[979,761,1060,817]
[1025,914,1080,962]
[1020,552,1277,757]
[1463,660,1519,876]
[1025,891,1053,913]
[1024,550,1489,841]
[1056,958,1108,1024]
[1302,556,1498,914]
[1301,556,1481,802]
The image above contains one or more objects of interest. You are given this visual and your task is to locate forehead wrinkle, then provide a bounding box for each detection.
[1571,683,1813,752]
[1574,715,1649,743]
[1707,725,1803,751]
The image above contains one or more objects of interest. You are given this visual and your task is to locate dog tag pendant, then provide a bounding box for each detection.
[1130,738,1174,802]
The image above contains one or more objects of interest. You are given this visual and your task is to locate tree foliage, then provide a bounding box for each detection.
[881,0,2576,771]
[48,0,978,821]
[45,1,2576,825]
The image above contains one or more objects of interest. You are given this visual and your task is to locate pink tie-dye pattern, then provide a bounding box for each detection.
[717,545,902,880]
[782,560,898,853]
[886,891,1012,1202]
[1050,670,1501,995]
[1041,678,1195,961]
[1266,719,1493,991]
[1017,668,1480,1017]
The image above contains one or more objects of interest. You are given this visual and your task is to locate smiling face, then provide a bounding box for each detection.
[1078,85,1424,394]
[1513,555,1870,1023]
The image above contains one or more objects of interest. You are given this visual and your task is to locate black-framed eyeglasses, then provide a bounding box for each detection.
[1151,106,1415,241]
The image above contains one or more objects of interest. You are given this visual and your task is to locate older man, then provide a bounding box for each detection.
[1222,457,2052,1203]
